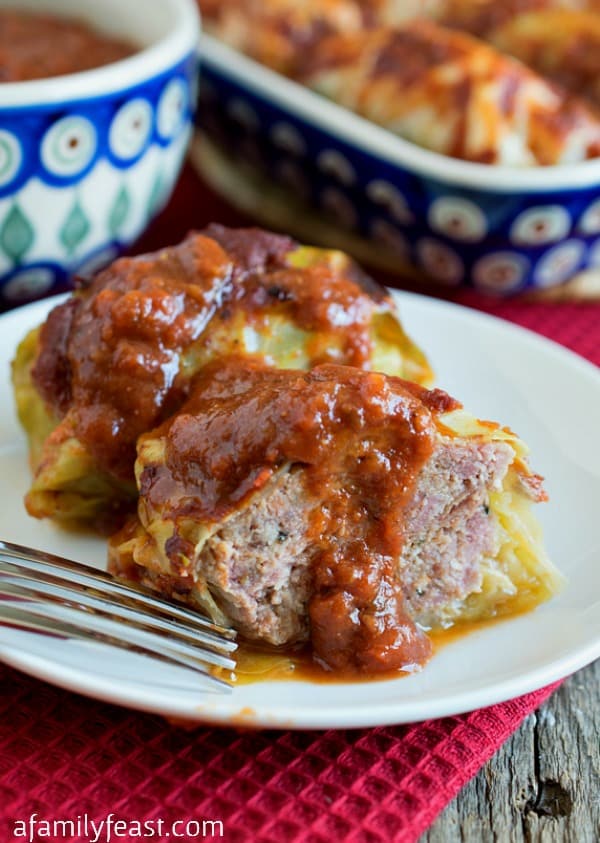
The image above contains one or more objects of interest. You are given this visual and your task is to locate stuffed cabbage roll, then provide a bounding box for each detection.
[12,225,431,528]
[300,20,600,165]
[110,357,562,675]
[436,0,600,36]
[200,0,367,74]
[487,10,600,108]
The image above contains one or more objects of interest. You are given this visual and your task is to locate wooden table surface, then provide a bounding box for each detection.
[423,659,599,842]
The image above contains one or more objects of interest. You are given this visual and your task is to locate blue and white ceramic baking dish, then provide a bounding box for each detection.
[198,34,600,294]
[0,0,199,310]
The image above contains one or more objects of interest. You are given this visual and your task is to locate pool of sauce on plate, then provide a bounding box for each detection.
[0,9,134,82]
[223,593,544,686]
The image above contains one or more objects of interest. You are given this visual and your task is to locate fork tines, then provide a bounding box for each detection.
[0,539,237,693]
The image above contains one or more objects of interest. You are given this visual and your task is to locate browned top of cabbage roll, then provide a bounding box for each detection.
[300,20,600,165]
[200,0,367,74]
[438,0,600,36]
[438,0,557,35]
[487,10,600,108]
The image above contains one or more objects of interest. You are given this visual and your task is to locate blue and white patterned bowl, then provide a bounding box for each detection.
[0,0,199,310]
[198,35,600,295]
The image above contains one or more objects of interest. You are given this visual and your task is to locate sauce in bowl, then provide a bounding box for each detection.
[0,9,134,82]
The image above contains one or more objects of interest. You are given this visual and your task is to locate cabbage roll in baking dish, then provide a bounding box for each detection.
[199,0,458,74]
[434,0,600,36]
[200,0,367,74]
[12,226,431,528]
[299,20,600,165]
[110,357,563,675]
[485,11,600,108]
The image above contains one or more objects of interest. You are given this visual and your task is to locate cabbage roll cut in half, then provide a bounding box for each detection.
[12,225,431,529]
[110,358,563,675]
[300,20,600,165]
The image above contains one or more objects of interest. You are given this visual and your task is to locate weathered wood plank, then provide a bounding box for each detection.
[422,659,599,843]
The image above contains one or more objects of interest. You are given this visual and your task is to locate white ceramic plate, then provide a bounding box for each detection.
[1,293,598,728]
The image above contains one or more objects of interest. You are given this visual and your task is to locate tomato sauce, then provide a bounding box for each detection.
[0,9,134,82]
[141,357,458,674]
[32,228,390,482]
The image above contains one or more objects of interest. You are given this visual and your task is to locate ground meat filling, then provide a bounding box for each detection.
[193,440,512,647]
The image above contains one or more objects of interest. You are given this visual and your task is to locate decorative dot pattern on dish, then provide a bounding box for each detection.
[472,252,530,294]
[0,61,196,309]
[197,76,597,291]
[533,240,586,287]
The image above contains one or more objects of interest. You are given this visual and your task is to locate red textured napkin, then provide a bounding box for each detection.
[2,166,599,843]
[0,665,561,843]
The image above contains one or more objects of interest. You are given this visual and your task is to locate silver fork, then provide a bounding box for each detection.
[0,539,237,693]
